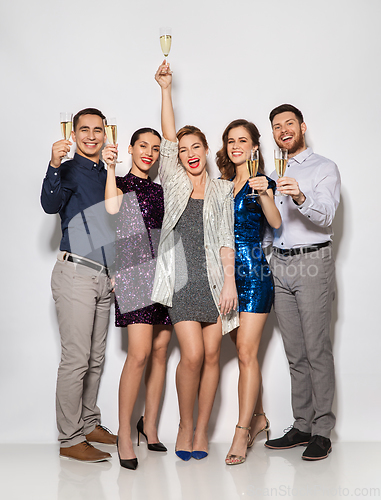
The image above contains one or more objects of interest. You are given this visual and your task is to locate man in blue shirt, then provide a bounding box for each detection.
[264,104,340,461]
[41,108,116,462]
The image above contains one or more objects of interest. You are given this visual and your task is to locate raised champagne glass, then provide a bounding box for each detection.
[159,27,172,59]
[246,149,259,198]
[60,112,73,160]
[105,117,122,163]
[274,148,288,196]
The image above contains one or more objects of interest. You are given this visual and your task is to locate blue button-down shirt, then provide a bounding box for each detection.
[41,153,115,267]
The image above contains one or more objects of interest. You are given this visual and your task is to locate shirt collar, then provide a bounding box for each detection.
[73,152,104,172]
[289,147,313,165]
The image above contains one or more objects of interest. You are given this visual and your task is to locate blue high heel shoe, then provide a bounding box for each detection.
[191,450,208,460]
[175,450,192,461]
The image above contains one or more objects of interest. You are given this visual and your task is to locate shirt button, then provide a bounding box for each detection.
[280,201,283,204]
[205,245,208,249]
[213,285,216,289]
[50,190,53,193]
[54,172,57,176]
[281,242,284,245]
[94,164,97,167]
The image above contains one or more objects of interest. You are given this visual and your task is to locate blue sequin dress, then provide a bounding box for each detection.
[233,174,276,313]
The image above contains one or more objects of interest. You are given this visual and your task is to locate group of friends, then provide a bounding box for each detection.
[40,61,341,470]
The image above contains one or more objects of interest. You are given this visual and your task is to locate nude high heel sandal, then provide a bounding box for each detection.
[225,425,251,465]
[247,413,270,448]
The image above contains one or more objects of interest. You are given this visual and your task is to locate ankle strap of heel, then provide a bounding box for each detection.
[236,424,251,430]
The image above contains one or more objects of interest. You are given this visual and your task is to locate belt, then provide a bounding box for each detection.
[273,241,330,257]
[63,252,109,277]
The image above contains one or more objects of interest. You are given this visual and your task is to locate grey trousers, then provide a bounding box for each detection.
[270,245,336,438]
[51,257,112,447]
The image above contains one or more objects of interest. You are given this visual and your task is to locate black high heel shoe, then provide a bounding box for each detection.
[137,416,167,452]
[117,437,138,470]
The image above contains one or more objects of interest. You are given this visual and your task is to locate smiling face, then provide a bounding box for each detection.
[272,111,307,157]
[227,126,257,168]
[178,134,208,176]
[71,114,106,161]
[128,132,161,178]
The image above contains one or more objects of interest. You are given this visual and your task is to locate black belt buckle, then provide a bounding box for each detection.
[275,241,330,256]
[66,254,109,276]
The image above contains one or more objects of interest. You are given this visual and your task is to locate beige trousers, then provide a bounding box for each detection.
[51,256,112,447]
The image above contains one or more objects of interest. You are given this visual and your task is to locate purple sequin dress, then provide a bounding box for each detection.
[114,173,171,327]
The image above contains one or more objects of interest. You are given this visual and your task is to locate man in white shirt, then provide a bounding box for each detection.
[264,104,340,460]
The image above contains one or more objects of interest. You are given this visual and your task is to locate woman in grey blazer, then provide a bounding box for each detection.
[152,61,239,461]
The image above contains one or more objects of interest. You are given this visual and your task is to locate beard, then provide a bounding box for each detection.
[275,128,305,155]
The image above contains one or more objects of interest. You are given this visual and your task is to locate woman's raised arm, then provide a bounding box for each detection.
[155,61,177,142]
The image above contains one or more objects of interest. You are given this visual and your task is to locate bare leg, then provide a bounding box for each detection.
[174,321,205,452]
[193,318,223,453]
[226,312,268,463]
[143,325,172,443]
[118,324,153,460]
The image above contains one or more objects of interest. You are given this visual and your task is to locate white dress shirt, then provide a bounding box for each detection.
[270,147,341,249]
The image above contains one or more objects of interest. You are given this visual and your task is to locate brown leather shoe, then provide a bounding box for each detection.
[86,425,117,445]
[60,441,111,462]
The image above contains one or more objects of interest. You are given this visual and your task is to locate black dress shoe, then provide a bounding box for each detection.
[137,416,167,452]
[265,427,311,449]
[302,435,332,461]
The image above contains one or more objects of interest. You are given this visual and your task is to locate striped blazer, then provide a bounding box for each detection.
[151,139,239,335]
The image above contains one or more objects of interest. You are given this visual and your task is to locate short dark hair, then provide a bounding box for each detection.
[130,128,161,146]
[269,104,304,125]
[73,108,106,130]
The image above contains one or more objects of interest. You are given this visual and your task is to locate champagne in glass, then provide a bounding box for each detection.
[274,148,288,196]
[246,149,259,198]
[159,27,172,58]
[60,112,73,160]
[105,117,122,163]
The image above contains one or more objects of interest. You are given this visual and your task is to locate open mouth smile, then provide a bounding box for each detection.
[232,151,243,157]
[141,157,153,165]
[188,157,200,168]
[280,135,293,143]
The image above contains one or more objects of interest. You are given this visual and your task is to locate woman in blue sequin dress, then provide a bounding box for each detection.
[103,128,172,469]
[216,120,281,465]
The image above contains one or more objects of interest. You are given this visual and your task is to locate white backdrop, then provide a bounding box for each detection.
[1,0,380,444]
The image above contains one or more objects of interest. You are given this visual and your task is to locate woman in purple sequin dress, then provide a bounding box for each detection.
[103,128,171,469]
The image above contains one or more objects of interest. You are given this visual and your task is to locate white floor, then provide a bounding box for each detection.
[1,442,380,500]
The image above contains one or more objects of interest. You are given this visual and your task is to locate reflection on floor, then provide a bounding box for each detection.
[1,442,380,500]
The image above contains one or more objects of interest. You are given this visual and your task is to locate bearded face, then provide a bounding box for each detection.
[272,112,307,157]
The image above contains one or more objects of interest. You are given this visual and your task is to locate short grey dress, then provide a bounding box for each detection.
[169,198,219,325]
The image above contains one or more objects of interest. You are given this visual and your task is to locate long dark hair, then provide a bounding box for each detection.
[216,119,265,180]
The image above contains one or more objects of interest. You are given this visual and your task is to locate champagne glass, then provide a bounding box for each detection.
[105,117,122,163]
[246,149,259,198]
[159,27,172,59]
[60,112,73,160]
[274,148,288,196]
